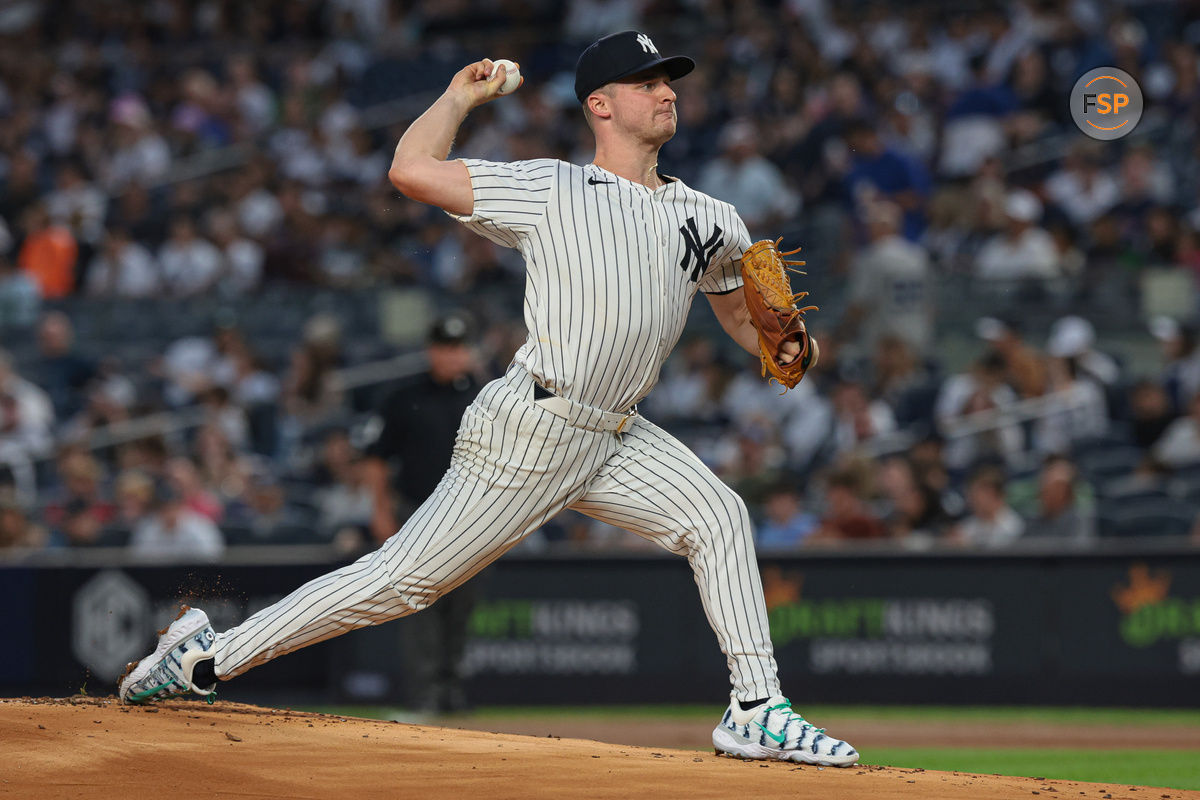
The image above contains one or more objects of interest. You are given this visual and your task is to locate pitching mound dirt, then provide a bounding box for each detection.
[445,713,1200,751]
[2,697,1194,800]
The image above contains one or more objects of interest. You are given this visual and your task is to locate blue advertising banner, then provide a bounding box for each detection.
[4,550,1198,706]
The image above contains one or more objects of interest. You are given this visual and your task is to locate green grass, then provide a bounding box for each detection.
[865,747,1200,791]
[798,705,1200,727]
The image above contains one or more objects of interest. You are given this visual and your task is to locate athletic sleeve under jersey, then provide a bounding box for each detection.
[451,158,754,413]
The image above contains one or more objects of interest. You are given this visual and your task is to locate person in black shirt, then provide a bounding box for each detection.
[37,312,95,421]
[364,311,481,712]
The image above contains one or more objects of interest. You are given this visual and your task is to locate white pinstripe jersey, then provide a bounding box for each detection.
[453,158,753,414]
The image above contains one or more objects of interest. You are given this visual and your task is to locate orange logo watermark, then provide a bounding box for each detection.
[1071,67,1142,140]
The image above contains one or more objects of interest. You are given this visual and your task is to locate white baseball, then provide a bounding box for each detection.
[489,59,521,96]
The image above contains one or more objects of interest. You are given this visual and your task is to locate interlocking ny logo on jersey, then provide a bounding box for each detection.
[679,217,724,282]
[637,34,658,55]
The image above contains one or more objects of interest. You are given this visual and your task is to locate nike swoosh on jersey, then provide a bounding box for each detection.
[588,177,614,185]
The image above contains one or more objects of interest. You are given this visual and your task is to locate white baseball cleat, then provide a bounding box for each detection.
[118,606,218,704]
[712,696,859,766]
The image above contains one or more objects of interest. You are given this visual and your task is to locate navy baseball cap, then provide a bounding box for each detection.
[574,30,695,104]
[428,311,472,345]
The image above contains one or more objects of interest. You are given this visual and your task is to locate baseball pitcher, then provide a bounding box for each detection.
[119,30,855,767]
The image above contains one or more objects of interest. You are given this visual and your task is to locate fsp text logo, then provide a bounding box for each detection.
[1070,67,1143,140]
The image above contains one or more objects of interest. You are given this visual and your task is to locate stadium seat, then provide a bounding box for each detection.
[1099,497,1196,537]
[1170,461,1200,484]
[96,527,131,547]
[1174,481,1200,506]
[1096,476,1169,503]
[221,525,261,547]
[283,492,319,517]
[1077,446,1145,482]
[270,525,327,546]
[1072,430,1134,459]
[1108,511,1194,538]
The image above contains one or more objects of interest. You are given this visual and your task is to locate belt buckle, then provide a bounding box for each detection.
[616,413,634,434]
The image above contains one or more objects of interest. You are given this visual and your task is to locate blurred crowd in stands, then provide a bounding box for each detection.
[4,0,1200,559]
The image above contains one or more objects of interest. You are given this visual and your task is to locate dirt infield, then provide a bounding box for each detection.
[2,697,1197,800]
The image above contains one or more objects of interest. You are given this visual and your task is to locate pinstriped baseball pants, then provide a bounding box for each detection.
[212,365,781,702]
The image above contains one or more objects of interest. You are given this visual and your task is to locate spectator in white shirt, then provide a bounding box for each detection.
[159,216,223,297]
[1034,356,1109,455]
[975,189,1060,280]
[698,119,799,234]
[0,347,55,462]
[1151,317,1200,414]
[1044,142,1119,227]
[232,161,284,239]
[935,352,1024,469]
[1153,391,1200,469]
[44,161,107,246]
[105,96,172,190]
[86,228,160,298]
[43,73,83,156]
[327,126,388,186]
[207,208,263,295]
[937,53,1012,178]
[1045,316,1120,387]
[842,200,935,356]
[228,54,276,135]
[130,482,225,561]
[162,319,243,407]
[270,96,328,186]
[953,465,1025,547]
[829,375,897,457]
[314,430,372,539]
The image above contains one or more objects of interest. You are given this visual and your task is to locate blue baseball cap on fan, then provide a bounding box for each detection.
[574,30,695,104]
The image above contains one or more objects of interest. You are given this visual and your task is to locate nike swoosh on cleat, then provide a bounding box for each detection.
[754,722,786,745]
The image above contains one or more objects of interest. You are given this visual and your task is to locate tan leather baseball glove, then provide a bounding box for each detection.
[740,238,819,391]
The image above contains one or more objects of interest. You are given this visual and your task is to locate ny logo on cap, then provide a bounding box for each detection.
[636,33,658,55]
